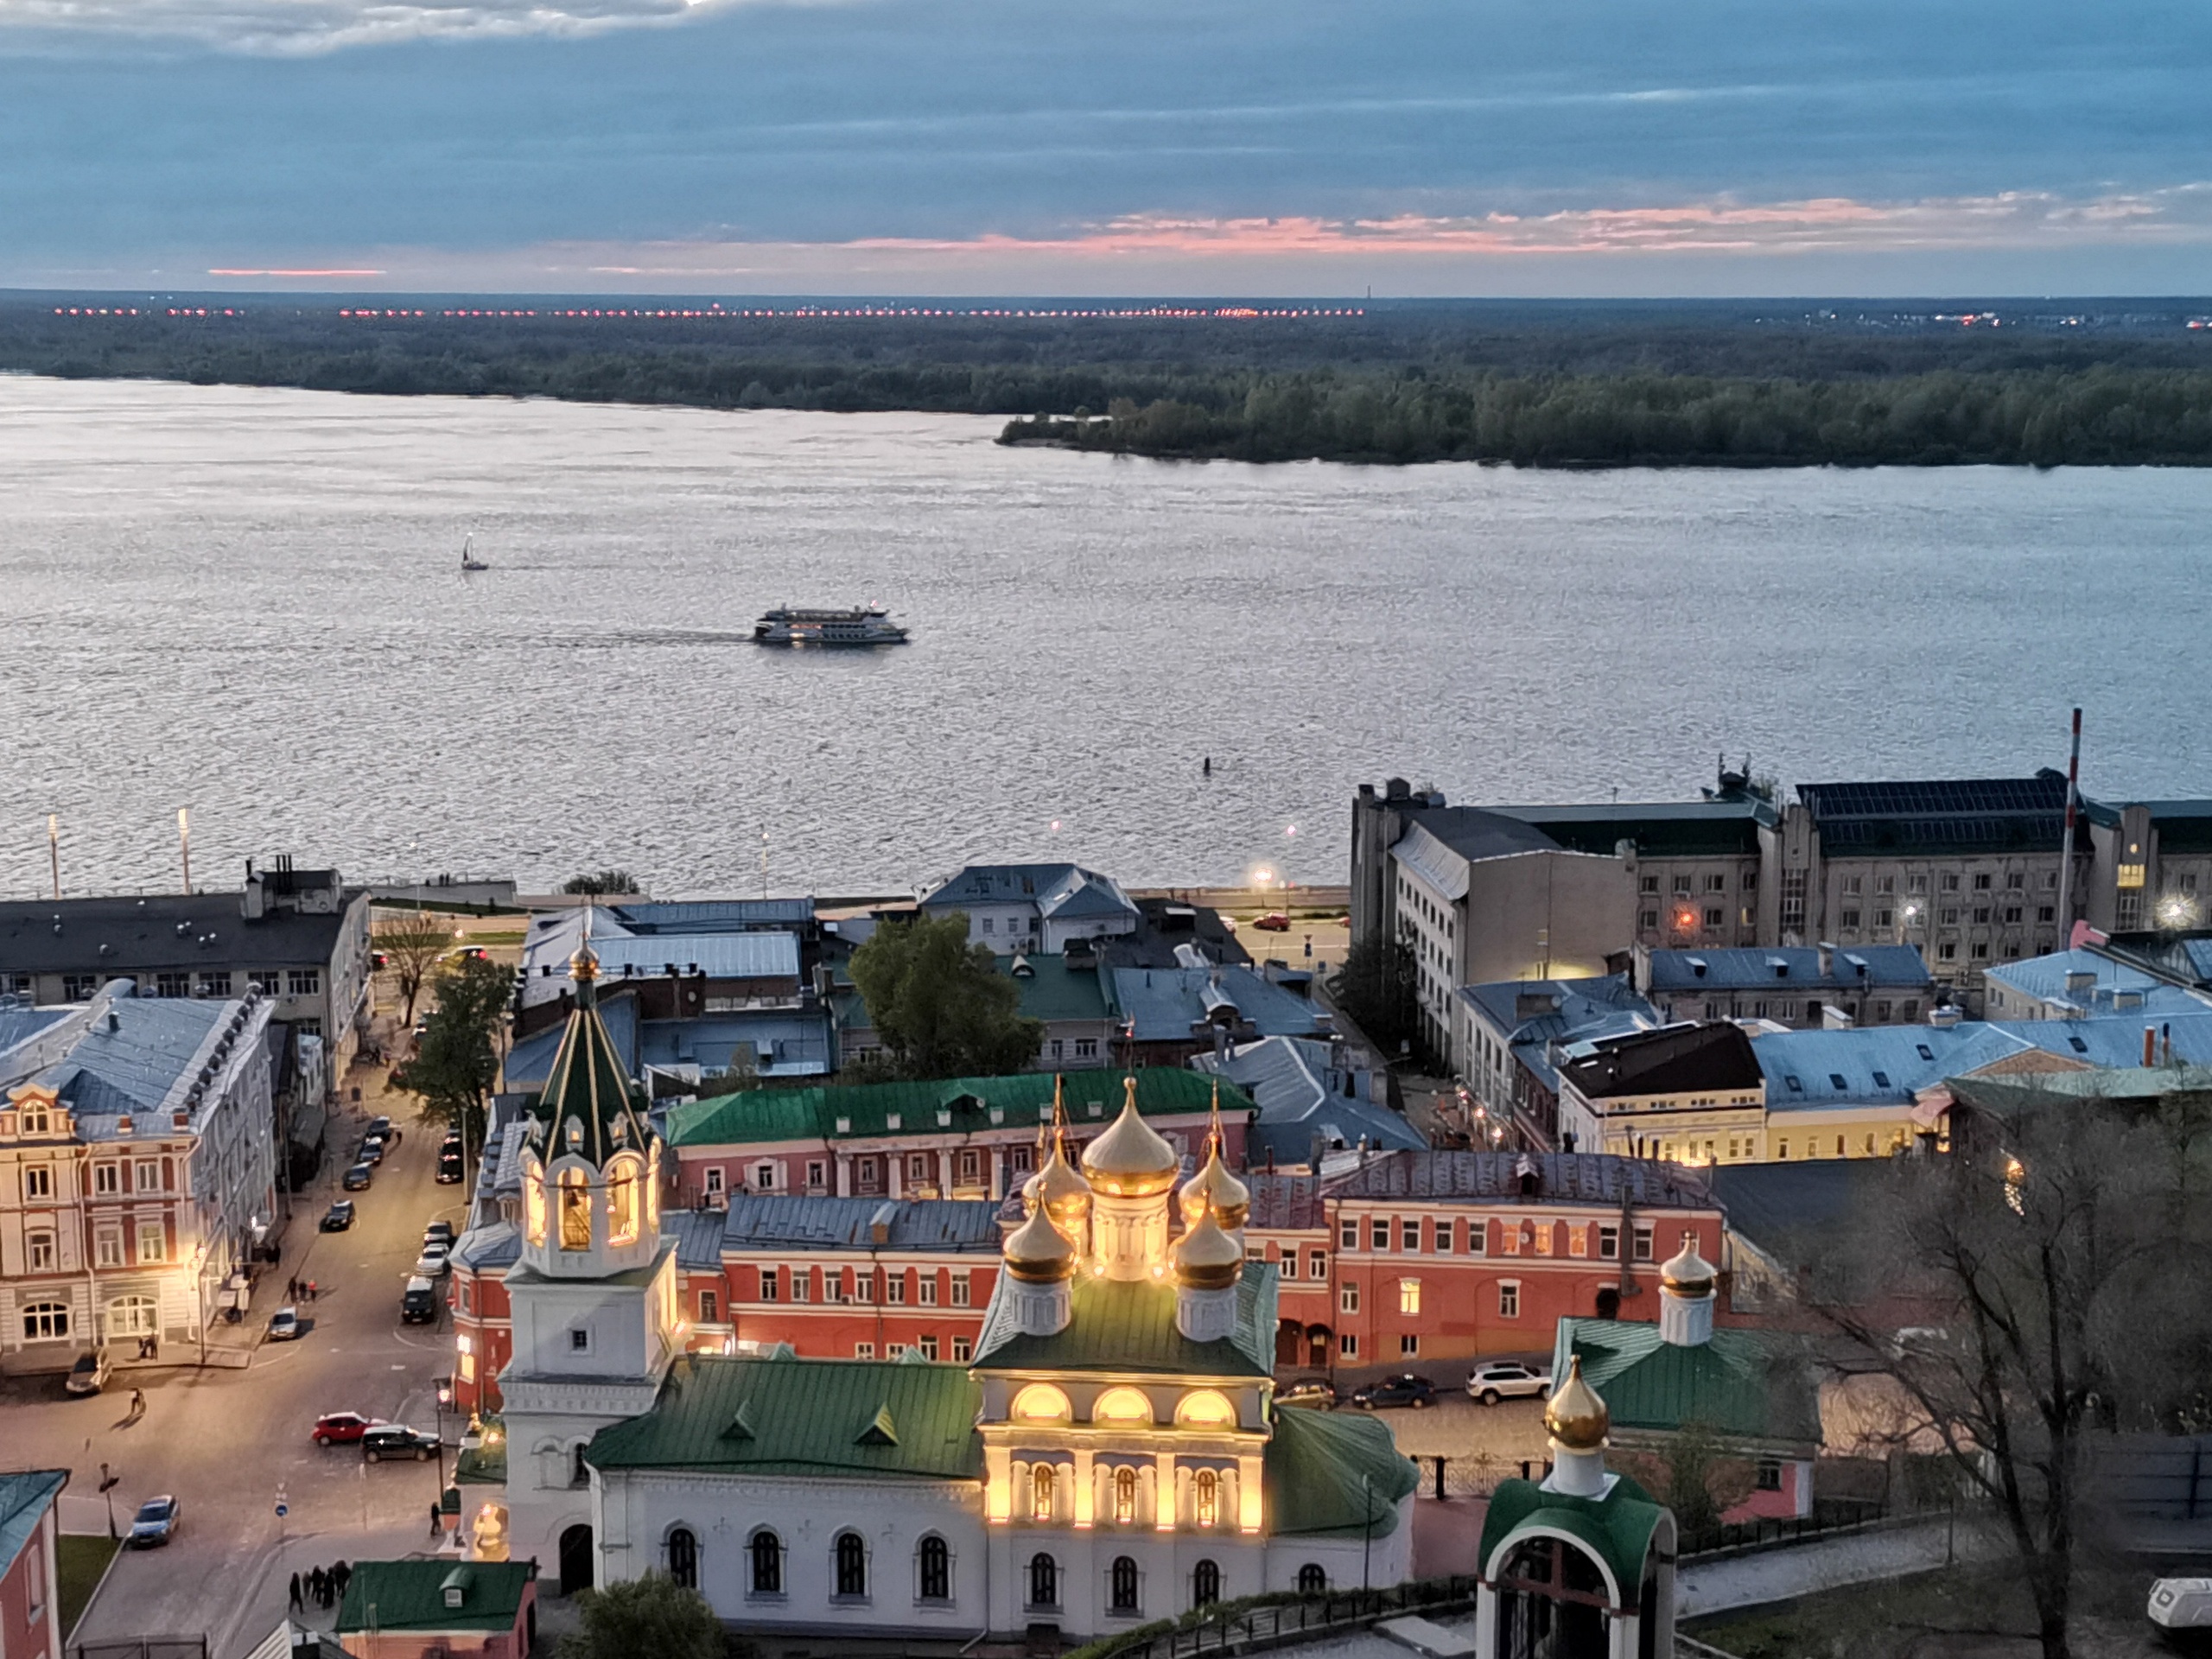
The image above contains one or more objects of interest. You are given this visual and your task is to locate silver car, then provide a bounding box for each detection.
[1467,1360,1553,1406]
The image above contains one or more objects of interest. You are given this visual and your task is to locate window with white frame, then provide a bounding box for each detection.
[1497,1280,1520,1319]
[1339,1282,1359,1313]
[136,1220,167,1263]
[918,1272,939,1306]
[1398,1278,1421,1315]
[96,1229,124,1268]
[950,1270,971,1307]
[22,1164,53,1199]
[288,969,321,995]
[94,1162,120,1196]
[27,1230,57,1270]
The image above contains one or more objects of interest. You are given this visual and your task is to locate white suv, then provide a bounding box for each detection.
[1467,1360,1553,1406]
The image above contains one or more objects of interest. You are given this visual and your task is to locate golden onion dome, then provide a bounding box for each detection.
[1027,1141,1094,1232]
[1179,1145,1251,1232]
[569,941,600,982]
[1660,1240,1718,1298]
[1173,1209,1245,1292]
[1543,1355,1610,1452]
[1081,1077,1180,1198]
[1003,1206,1077,1283]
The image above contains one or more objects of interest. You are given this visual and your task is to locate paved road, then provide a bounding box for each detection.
[3,1071,472,1659]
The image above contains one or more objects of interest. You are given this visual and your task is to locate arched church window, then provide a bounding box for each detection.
[1031,1463,1056,1522]
[1011,1383,1071,1423]
[748,1529,782,1596]
[1296,1563,1327,1595]
[608,1157,641,1246]
[1109,1555,1141,1613]
[1114,1465,1137,1523]
[1092,1386,1152,1425]
[1176,1389,1236,1427]
[665,1527,697,1590]
[1194,1469,1219,1528]
[917,1535,950,1602]
[833,1531,868,1598]
[1192,1559,1221,1609]
[524,1166,547,1246]
[1028,1553,1058,1610]
[558,1168,592,1251]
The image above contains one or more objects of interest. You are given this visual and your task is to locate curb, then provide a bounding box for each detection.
[68,1533,129,1645]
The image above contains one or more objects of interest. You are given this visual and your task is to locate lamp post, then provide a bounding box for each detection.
[1360,1471,1372,1595]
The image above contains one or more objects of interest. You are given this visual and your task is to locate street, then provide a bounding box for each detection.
[3,1066,470,1659]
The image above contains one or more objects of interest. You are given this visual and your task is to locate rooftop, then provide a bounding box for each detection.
[1491,797,1774,858]
[1478,1473,1669,1604]
[1796,773,2069,856]
[971,1260,1278,1377]
[1192,1036,1424,1167]
[921,863,1139,924]
[997,953,1114,1023]
[1322,1150,1717,1211]
[1640,944,1933,994]
[0,887,359,974]
[1264,1406,1420,1538]
[587,1352,982,1479]
[336,1560,535,1635]
[1107,964,1326,1043]
[1560,1022,1764,1100]
[715,1196,1007,1255]
[0,1470,66,1579]
[1555,1317,1821,1448]
[1984,948,2207,1016]
[0,982,263,1135]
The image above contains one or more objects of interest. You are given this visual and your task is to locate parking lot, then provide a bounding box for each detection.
[4,1066,471,1658]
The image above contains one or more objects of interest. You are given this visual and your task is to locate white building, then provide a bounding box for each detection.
[474,952,1418,1639]
[919,864,1141,954]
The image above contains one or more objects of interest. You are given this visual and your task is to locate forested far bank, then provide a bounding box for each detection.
[997,368,2212,467]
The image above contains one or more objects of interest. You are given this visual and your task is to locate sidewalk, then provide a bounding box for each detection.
[1676,1515,2005,1618]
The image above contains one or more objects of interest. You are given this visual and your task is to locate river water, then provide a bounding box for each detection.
[3,375,2208,899]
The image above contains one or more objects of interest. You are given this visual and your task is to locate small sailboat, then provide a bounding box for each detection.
[460,536,489,573]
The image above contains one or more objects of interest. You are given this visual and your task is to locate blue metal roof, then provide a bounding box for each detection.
[0,985,254,1135]
[717,1197,1006,1254]
[1753,1024,2030,1108]
[921,863,1137,923]
[1195,1037,1426,1166]
[0,1470,67,1580]
[586,933,799,982]
[1641,945,1933,993]
[1107,965,1325,1042]
[1982,948,2202,1017]
[2000,1013,2212,1071]
[610,899,814,932]
[636,1012,833,1078]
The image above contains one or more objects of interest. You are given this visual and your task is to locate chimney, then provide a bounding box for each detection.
[1815,943,1834,979]
[2145,1027,2158,1067]
[2063,969,2095,1000]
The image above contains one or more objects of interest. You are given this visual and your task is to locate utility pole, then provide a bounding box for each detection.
[48,814,60,900]
[177,807,194,894]
[2056,708,2082,946]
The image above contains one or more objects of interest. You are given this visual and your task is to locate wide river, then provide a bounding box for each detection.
[3,375,2209,899]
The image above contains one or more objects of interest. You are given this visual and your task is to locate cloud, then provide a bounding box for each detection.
[0,0,759,54]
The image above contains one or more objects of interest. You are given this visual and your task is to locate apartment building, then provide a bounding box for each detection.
[1630,944,1936,1028]
[0,981,275,1370]
[1454,976,1660,1149]
[918,862,1141,952]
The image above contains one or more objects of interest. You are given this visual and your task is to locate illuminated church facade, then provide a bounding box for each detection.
[482,945,1418,1640]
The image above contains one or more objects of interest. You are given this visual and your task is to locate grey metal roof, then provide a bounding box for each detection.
[920,863,1138,923]
[1192,1038,1425,1165]
[0,888,359,974]
[450,1218,521,1271]
[0,983,256,1134]
[610,899,814,932]
[667,1208,728,1270]
[1325,1150,1716,1210]
[1982,948,2183,1010]
[716,1197,1007,1255]
[1108,964,1325,1042]
[1399,809,1562,866]
[1641,946,1934,993]
[1561,1022,1765,1099]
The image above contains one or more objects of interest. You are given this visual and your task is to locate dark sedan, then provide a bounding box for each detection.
[362,1425,442,1464]
[130,1496,181,1548]
[320,1200,356,1231]
[341,1163,374,1192]
[1348,1374,1438,1410]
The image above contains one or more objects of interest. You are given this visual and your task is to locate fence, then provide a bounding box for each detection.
[1090,1577,1485,1659]
[73,1638,208,1659]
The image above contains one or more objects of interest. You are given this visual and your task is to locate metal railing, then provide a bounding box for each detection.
[1089,1577,1484,1659]
[73,1638,208,1659]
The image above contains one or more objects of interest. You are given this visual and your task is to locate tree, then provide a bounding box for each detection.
[391,954,514,1151]
[560,1572,729,1659]
[848,912,1044,1080]
[1815,1087,2212,1659]
[563,869,641,895]
[1616,1421,1754,1540]
[374,912,454,1027]
[1329,931,1420,1059]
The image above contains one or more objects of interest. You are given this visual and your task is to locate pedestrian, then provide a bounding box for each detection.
[306,1279,317,1303]
[289,1573,303,1612]
[128,1388,146,1421]
[334,1560,352,1600]
[429,1500,443,1536]
[286,1275,298,1301]
[308,1567,326,1608]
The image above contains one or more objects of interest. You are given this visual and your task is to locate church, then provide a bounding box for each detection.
[473,942,1418,1640]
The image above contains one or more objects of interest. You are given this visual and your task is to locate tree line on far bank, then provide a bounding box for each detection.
[1000,366,2212,467]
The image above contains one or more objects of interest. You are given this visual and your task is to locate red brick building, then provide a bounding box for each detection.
[1246,1152,1726,1381]
[0,1471,67,1659]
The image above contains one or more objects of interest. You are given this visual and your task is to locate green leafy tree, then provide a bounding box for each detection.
[1329,930,1420,1059]
[560,1573,731,1659]
[374,912,453,1027]
[562,869,641,895]
[391,954,513,1149]
[849,913,1044,1080]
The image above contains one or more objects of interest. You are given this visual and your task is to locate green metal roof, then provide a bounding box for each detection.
[533,968,652,1166]
[970,1262,1278,1377]
[1262,1405,1419,1538]
[1477,1478,1669,1603]
[1554,1319,1821,1450]
[337,1561,535,1635]
[666,1067,1248,1149]
[586,1353,984,1480]
[996,955,1113,1022]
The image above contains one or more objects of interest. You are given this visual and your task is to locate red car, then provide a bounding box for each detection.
[1252,912,1291,932]
[312,1411,385,1447]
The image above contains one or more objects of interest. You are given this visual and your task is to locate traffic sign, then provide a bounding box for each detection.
[275,1503,289,1517]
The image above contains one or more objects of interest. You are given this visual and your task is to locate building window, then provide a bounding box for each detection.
[698,1289,719,1323]
[1075,1039,1097,1059]
[1194,1469,1220,1528]
[288,969,321,996]
[1031,1462,1057,1522]
[1339,1282,1359,1314]
[94,1161,119,1195]
[570,1444,589,1487]
[835,1531,868,1599]
[807,1160,826,1189]
[918,1273,939,1306]
[1307,1249,1327,1279]
[1468,1220,1487,1255]
[96,1229,124,1268]
[135,1158,162,1192]
[155,972,190,998]
[1028,1552,1059,1610]
[750,1530,783,1596]
[1400,1334,1420,1357]
[1370,1219,1389,1249]
[823,1268,844,1303]
[1296,1564,1327,1595]
[1756,1459,1783,1493]
[108,1295,157,1337]
[759,1268,780,1302]
[854,1271,875,1303]
[918,1335,939,1360]
[1338,1219,1357,1249]
[1192,1560,1221,1610]
[952,1337,973,1363]
[918,1535,951,1602]
[1639,875,1659,894]
[703,1166,725,1196]
[1672,874,1692,893]
[753,1161,779,1192]
[21,1301,70,1341]
[1840,910,1860,929]
[1433,1222,1452,1254]
[197,971,232,998]
[886,1271,906,1305]
[1498,1281,1520,1319]
[1398,1278,1421,1315]
[569,1326,590,1353]
[557,1170,592,1250]
[62,976,99,1001]
[950,1271,971,1308]
[1115,1465,1138,1523]
[1640,908,1660,930]
[790,1268,810,1302]
[136,1221,166,1263]
[1339,1333,1358,1358]
[23,1165,53,1199]
[666,1528,698,1589]
[27,1230,56,1271]
[1400,1220,1420,1250]
[1633,1224,1654,1262]
[1598,1224,1619,1260]
[1777,1139,1789,1160]
[1111,1555,1141,1613]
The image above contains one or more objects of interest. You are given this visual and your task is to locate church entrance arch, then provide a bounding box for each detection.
[1493,1535,1611,1659]
[557,1523,594,1595]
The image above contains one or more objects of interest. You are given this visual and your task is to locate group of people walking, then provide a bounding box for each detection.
[289,1561,352,1613]
[283,1276,320,1302]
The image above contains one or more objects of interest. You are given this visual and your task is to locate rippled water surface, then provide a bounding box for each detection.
[4,376,2209,898]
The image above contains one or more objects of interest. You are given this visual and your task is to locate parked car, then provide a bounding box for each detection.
[1467,1360,1554,1406]
[1348,1374,1437,1410]
[423,1221,456,1247]
[356,1136,386,1166]
[435,1149,465,1185]
[321,1200,356,1230]
[267,1306,305,1342]
[361,1425,442,1464]
[312,1411,384,1446]
[1278,1378,1338,1409]
[342,1163,373,1192]
[65,1347,111,1395]
[413,1243,452,1279]
[1252,912,1292,932]
[401,1277,440,1324]
[366,1116,393,1140]
[129,1496,181,1548]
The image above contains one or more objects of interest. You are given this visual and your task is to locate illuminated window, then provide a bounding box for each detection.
[557,1168,592,1250]
[1175,1389,1236,1427]
[607,1159,640,1246]
[1032,1463,1056,1522]
[1194,1470,1219,1528]
[1012,1384,1072,1423]
[1093,1387,1153,1425]
[1398,1278,1421,1315]
[1115,1466,1137,1523]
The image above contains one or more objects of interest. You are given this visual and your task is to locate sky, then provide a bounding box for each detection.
[3,0,2211,296]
